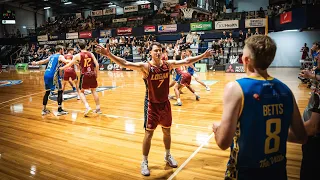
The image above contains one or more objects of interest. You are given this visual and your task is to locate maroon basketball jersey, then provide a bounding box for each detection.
[64,54,75,70]
[79,52,95,75]
[146,61,170,103]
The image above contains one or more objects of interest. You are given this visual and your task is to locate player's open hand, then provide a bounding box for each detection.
[203,49,214,58]
[31,61,37,66]
[212,122,221,133]
[95,44,111,57]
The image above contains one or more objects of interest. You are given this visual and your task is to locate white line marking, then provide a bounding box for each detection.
[0,91,45,105]
[167,132,215,180]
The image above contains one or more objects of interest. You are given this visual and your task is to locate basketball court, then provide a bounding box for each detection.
[0,68,307,179]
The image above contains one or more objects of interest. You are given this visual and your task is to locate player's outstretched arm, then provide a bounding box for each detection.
[167,49,214,68]
[32,57,50,65]
[96,44,147,72]
[212,82,242,150]
[91,52,99,78]
[287,96,308,144]
[60,54,78,70]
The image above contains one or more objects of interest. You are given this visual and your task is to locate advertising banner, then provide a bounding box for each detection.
[66,32,78,39]
[128,17,143,21]
[117,27,132,35]
[103,8,116,15]
[100,30,112,37]
[245,18,266,28]
[144,25,156,32]
[158,24,177,33]
[124,6,138,13]
[190,22,212,31]
[139,4,151,9]
[280,11,292,24]
[225,63,245,73]
[79,31,92,39]
[215,20,239,29]
[91,10,103,16]
[37,35,48,42]
[112,18,127,23]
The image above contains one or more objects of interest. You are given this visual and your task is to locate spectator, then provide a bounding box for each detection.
[238,30,245,48]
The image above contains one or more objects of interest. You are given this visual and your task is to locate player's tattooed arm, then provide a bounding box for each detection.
[32,56,50,65]
[167,49,214,68]
[213,82,242,150]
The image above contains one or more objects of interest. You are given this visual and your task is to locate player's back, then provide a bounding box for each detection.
[79,51,95,75]
[44,54,60,78]
[145,61,170,103]
[227,77,294,179]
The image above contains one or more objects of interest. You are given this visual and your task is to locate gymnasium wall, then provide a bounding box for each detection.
[233,0,269,12]
[269,30,320,67]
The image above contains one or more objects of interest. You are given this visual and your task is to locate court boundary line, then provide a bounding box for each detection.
[167,132,214,180]
[0,91,46,106]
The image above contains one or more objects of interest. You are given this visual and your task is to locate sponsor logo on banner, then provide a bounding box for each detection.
[215,20,239,29]
[158,24,177,33]
[103,8,116,15]
[39,41,57,45]
[117,27,132,35]
[190,22,212,31]
[49,34,59,40]
[91,10,103,16]
[128,17,143,21]
[66,32,78,39]
[144,25,156,32]
[76,13,82,19]
[37,35,48,42]
[100,30,112,37]
[225,63,245,73]
[245,18,266,28]
[79,31,92,39]
[280,11,292,24]
[0,80,23,87]
[112,18,127,23]
[49,86,116,101]
[140,4,151,9]
[124,5,138,13]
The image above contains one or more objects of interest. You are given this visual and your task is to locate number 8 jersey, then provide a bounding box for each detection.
[226,77,294,176]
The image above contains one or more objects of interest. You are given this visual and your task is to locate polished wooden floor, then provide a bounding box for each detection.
[0,68,310,180]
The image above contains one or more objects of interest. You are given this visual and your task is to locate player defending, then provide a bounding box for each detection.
[186,49,210,91]
[212,35,307,180]
[96,42,213,176]
[32,45,69,116]
[61,40,101,117]
[63,48,80,100]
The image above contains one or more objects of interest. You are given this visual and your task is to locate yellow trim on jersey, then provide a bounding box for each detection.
[235,81,244,118]
[247,76,274,80]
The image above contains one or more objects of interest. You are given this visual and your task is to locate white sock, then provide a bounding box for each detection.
[96,105,100,110]
[194,92,198,96]
[143,155,148,161]
[165,149,170,156]
[85,103,90,109]
[177,98,181,103]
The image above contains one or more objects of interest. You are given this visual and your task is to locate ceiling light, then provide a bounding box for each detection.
[22,26,26,28]
[109,5,116,7]
[44,0,48,1]
[64,2,72,5]
[136,0,150,4]
[44,7,51,9]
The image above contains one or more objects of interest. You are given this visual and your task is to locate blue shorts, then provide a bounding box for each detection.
[44,74,62,91]
[175,74,181,82]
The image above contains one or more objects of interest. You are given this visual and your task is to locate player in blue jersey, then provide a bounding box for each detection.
[212,35,307,180]
[185,49,210,91]
[32,45,70,116]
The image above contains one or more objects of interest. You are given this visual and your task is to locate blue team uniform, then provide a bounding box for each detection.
[172,69,182,82]
[188,64,195,76]
[44,54,62,91]
[226,77,294,180]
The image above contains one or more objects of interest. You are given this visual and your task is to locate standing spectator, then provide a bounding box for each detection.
[258,7,265,18]
[167,44,175,60]
[254,28,260,35]
[301,43,310,61]
[238,30,245,48]
[246,29,252,38]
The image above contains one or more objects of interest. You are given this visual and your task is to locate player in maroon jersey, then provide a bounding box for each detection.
[62,48,80,100]
[96,42,213,176]
[61,40,101,117]
[173,66,199,106]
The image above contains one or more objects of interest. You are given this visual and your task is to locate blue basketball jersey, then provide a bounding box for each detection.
[226,77,294,178]
[44,54,61,78]
[188,64,195,75]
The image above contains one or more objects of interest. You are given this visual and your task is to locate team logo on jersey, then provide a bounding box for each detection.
[0,80,23,87]
[49,86,117,101]
[253,93,260,100]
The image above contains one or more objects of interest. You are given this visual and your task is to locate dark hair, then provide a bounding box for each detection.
[149,42,161,52]
[67,47,74,53]
[313,42,320,47]
[245,35,277,70]
[55,45,64,52]
[78,40,87,50]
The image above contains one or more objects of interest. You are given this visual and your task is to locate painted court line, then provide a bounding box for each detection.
[0,91,45,106]
[167,132,215,180]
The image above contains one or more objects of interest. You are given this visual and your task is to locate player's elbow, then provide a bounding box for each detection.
[215,137,231,150]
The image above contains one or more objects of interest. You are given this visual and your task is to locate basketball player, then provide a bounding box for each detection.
[212,35,307,180]
[32,45,69,116]
[62,48,80,100]
[173,66,200,106]
[61,40,101,117]
[96,42,213,176]
[186,49,210,91]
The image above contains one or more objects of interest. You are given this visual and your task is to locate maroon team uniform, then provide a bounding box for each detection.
[79,52,98,90]
[63,54,77,81]
[144,61,172,130]
[175,67,191,86]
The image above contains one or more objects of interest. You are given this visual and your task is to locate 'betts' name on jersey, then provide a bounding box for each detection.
[146,61,170,103]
